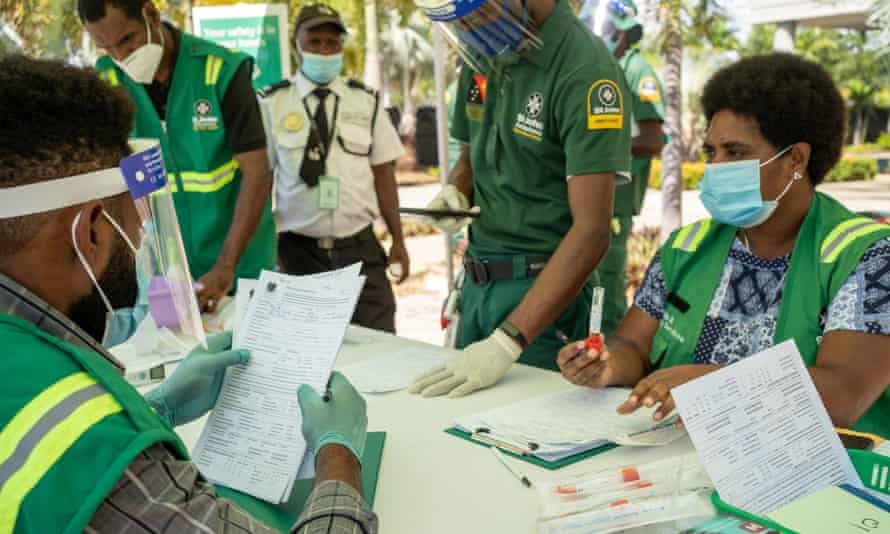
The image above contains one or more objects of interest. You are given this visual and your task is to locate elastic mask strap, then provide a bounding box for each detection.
[774,169,804,204]
[71,211,114,314]
[759,145,793,168]
[102,210,138,255]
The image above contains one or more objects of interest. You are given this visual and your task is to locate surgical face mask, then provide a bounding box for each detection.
[457,0,528,57]
[102,251,151,348]
[604,35,620,54]
[300,50,344,85]
[699,145,797,228]
[114,13,165,84]
[69,210,140,345]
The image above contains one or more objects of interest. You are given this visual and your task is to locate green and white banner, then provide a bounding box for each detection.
[192,3,291,90]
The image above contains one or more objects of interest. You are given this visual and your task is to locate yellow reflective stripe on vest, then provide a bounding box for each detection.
[821,217,889,263]
[0,374,122,534]
[672,219,711,252]
[205,55,223,86]
[180,160,238,193]
[100,69,119,86]
[0,372,94,465]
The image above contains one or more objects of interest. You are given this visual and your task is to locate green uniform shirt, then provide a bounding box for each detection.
[451,0,632,255]
[614,47,665,216]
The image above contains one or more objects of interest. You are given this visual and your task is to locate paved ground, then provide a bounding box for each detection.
[392,175,890,346]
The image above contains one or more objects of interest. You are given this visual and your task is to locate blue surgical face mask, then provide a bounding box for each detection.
[604,36,620,54]
[699,145,797,228]
[300,50,343,85]
[457,0,528,57]
[103,249,151,348]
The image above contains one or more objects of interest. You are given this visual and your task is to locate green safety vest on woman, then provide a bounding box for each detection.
[96,33,276,281]
[651,192,890,435]
[0,314,187,534]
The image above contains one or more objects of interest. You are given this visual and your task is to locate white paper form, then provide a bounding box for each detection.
[192,267,365,502]
[340,346,457,393]
[672,339,860,516]
[453,387,685,461]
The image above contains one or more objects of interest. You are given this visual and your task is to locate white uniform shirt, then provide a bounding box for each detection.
[260,72,404,238]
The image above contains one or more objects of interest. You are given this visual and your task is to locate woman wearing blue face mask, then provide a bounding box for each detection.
[558,53,890,435]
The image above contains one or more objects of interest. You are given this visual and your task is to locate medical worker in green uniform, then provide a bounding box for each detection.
[80,0,276,313]
[559,54,890,435]
[410,0,633,397]
[591,0,665,334]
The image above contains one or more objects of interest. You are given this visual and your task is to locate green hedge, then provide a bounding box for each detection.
[648,156,878,190]
[823,157,878,182]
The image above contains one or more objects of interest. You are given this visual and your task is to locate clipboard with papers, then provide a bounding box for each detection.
[444,387,686,470]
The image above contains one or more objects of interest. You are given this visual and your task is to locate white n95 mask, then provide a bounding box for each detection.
[114,13,165,84]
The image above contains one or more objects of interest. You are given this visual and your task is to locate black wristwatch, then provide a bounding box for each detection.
[498,320,528,349]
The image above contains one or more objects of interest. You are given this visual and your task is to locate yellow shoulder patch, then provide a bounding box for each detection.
[638,76,661,103]
[587,79,624,130]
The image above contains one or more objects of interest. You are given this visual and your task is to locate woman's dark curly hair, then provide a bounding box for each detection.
[701,53,846,186]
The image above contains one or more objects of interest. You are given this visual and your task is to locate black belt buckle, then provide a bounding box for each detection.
[467,259,490,285]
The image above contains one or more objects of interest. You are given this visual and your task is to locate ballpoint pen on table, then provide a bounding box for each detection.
[490,446,533,488]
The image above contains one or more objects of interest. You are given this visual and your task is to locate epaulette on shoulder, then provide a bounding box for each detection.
[258,80,291,98]
[347,78,377,96]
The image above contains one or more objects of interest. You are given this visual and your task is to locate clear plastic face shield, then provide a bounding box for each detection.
[416,0,543,75]
[0,140,207,355]
[120,139,207,350]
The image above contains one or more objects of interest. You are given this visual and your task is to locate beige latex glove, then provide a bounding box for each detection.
[425,184,480,235]
[409,329,522,398]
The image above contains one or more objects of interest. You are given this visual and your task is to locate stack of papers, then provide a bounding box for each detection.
[192,265,365,503]
[672,340,861,517]
[340,346,457,394]
[453,387,686,463]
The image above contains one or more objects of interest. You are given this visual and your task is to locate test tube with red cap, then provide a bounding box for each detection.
[586,286,605,352]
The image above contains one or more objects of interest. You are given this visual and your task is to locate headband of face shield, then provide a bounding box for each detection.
[417,0,542,74]
[0,140,207,352]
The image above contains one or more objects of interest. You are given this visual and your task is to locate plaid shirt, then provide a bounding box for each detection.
[0,273,378,534]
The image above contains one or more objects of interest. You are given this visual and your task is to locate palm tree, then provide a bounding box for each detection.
[658,0,684,241]
[380,10,433,137]
[364,0,382,91]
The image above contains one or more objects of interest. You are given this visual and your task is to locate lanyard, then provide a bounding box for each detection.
[302,93,340,163]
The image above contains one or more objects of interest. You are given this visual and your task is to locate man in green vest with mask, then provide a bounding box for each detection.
[590,0,665,335]
[79,0,277,313]
[558,54,890,436]
[0,55,376,534]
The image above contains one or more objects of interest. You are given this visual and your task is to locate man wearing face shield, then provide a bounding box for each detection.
[590,0,665,336]
[558,54,890,435]
[410,0,633,397]
[78,0,277,315]
[259,4,408,333]
[0,56,376,534]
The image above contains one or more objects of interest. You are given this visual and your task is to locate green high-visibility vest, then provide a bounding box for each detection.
[96,32,276,282]
[652,192,890,435]
[0,314,188,534]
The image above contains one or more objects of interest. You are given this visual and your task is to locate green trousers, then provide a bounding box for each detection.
[456,254,593,371]
[592,215,632,336]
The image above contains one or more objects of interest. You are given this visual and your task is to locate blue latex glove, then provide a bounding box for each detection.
[298,372,368,462]
[145,331,249,427]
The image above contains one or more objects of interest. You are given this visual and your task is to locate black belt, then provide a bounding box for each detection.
[288,225,375,250]
[464,255,549,285]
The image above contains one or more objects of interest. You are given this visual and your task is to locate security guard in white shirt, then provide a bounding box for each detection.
[259,4,408,332]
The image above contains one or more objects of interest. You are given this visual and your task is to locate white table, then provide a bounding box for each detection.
[167,326,699,534]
